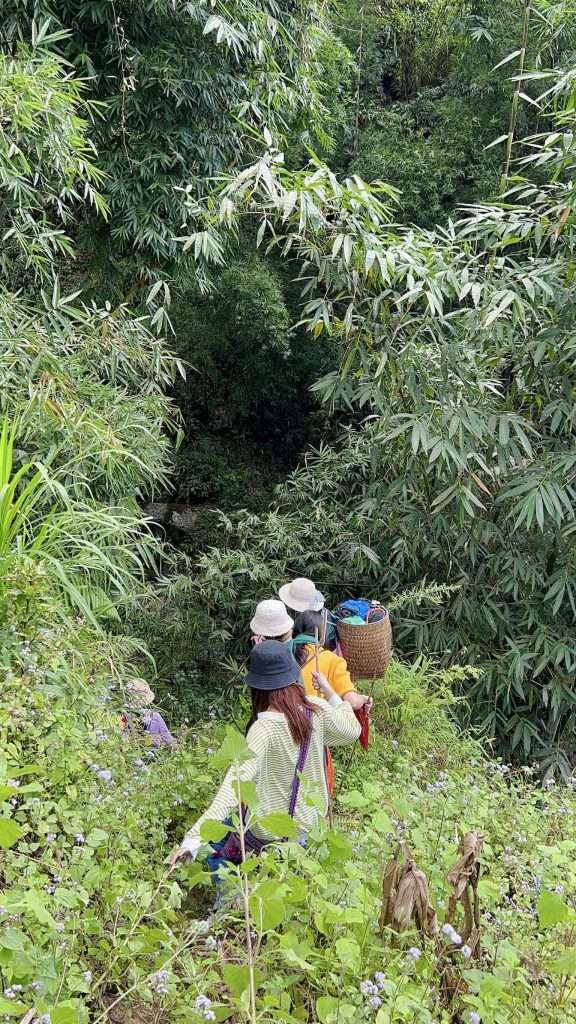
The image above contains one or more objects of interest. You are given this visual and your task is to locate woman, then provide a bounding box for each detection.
[122,679,177,748]
[292,610,372,712]
[167,641,360,869]
[250,599,294,645]
[278,577,338,650]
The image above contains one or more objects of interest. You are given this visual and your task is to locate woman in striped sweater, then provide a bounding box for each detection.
[167,641,360,870]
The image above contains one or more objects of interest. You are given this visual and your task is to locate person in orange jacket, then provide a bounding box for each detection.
[292,610,373,713]
[291,610,373,796]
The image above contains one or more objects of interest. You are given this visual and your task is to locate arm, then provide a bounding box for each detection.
[179,724,266,843]
[310,675,361,747]
[328,655,373,712]
[321,700,362,747]
[343,691,373,711]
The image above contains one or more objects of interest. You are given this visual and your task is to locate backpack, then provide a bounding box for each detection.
[334,598,384,622]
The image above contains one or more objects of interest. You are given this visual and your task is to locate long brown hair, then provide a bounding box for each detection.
[247,684,318,744]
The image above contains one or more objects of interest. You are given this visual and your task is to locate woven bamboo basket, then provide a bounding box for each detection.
[337,610,392,681]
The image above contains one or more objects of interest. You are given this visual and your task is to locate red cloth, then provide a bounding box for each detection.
[353,707,370,750]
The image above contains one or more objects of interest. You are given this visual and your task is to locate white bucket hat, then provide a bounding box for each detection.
[278,577,325,613]
[250,599,294,637]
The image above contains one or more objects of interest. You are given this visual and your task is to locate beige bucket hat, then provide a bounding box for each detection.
[126,678,155,705]
[250,599,294,637]
[278,577,325,613]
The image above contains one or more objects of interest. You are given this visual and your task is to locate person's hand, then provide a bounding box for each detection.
[252,635,265,646]
[165,835,201,870]
[344,691,373,713]
[312,671,334,699]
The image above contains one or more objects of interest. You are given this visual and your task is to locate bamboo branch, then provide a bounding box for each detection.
[499,0,532,194]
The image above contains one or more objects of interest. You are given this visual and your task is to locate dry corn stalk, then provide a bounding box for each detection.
[380,844,438,939]
[446,830,484,956]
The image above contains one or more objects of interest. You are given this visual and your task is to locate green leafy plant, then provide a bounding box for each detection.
[174,21,576,769]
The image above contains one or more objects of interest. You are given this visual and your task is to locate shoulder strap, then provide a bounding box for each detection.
[288,708,313,817]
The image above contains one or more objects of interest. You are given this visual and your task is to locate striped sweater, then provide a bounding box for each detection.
[185,696,360,844]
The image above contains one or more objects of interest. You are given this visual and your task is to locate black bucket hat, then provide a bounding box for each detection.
[245,640,301,691]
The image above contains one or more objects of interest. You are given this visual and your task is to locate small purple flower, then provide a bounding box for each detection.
[151,969,169,996]
[46,833,56,842]
[407,947,421,960]
[97,769,112,783]
[374,971,385,989]
[3,986,23,999]
[75,833,85,845]
[442,923,462,945]
[468,1014,481,1024]
[462,945,472,960]
[195,995,214,1019]
[83,971,92,983]
[361,980,378,996]
[369,996,382,1009]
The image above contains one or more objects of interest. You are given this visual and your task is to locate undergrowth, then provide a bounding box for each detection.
[1,569,576,1024]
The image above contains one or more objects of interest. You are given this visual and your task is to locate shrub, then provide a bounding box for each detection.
[3,605,576,1024]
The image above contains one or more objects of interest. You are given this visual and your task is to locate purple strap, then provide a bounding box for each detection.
[215,708,314,861]
[287,708,313,817]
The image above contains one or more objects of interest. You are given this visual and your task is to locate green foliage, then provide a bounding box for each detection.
[169,257,334,508]
[0,40,105,278]
[4,0,334,285]
[176,22,576,769]
[172,258,292,437]
[0,563,220,1020]
[334,0,564,226]
[0,293,180,502]
[0,35,179,628]
[172,438,280,510]
[350,94,501,228]
[0,416,155,623]
[4,592,576,1024]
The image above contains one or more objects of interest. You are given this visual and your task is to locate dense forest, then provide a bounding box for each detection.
[2,0,576,1022]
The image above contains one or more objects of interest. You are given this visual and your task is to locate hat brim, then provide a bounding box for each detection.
[245,666,300,691]
[250,611,294,636]
[279,583,325,613]
[278,582,314,612]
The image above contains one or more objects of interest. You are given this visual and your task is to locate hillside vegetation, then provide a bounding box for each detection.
[3,616,576,1024]
[2,1,576,1022]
